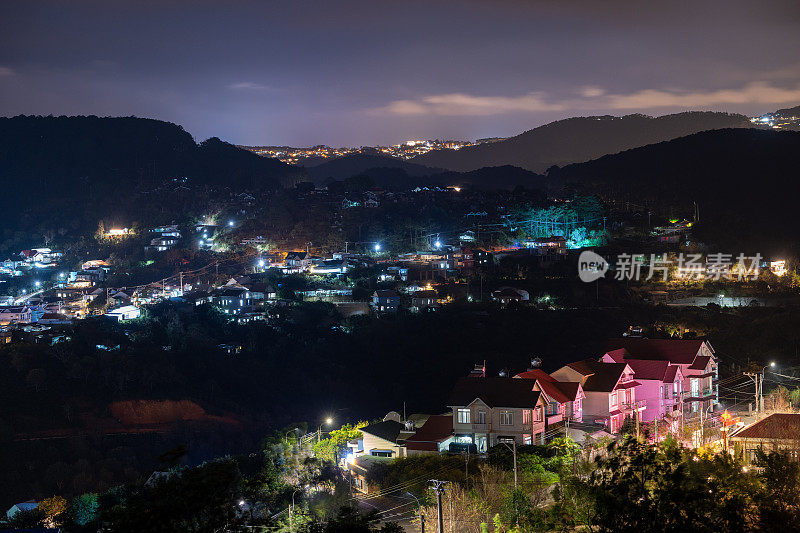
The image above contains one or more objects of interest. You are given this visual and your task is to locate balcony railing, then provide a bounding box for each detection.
[623,399,647,410]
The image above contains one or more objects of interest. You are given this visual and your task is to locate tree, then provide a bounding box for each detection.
[313,422,366,463]
[69,493,99,527]
[756,450,800,530]
[38,495,68,526]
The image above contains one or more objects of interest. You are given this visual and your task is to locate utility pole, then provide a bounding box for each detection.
[500,440,518,488]
[179,271,183,295]
[744,372,759,414]
[429,480,447,533]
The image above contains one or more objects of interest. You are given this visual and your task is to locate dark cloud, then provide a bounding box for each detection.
[1,0,799,145]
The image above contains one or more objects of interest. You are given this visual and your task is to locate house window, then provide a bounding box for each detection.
[546,402,559,416]
[611,393,618,407]
[691,378,700,397]
[500,410,513,426]
[535,406,543,422]
[371,450,393,457]
[523,434,532,445]
[477,410,486,424]
[457,409,471,424]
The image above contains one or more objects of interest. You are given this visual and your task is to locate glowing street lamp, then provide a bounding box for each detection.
[34,281,41,288]
[228,220,235,227]
[374,243,381,252]
[257,259,265,268]
[434,240,442,249]
[318,417,334,442]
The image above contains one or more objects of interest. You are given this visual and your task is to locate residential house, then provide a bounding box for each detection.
[491,287,529,306]
[284,251,311,270]
[514,368,585,426]
[310,259,348,275]
[105,305,141,321]
[6,500,38,520]
[448,376,547,451]
[372,290,399,313]
[351,420,414,459]
[605,338,718,414]
[731,413,800,464]
[148,235,180,252]
[552,359,645,434]
[404,415,455,456]
[209,288,257,315]
[410,289,438,312]
[524,236,567,256]
[38,313,72,325]
[0,306,33,325]
[601,349,684,423]
[460,247,492,270]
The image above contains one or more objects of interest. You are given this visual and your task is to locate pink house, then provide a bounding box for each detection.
[601,349,683,423]
[552,359,645,434]
[605,339,717,414]
[514,369,585,425]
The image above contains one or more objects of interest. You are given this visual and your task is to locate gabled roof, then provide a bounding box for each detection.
[515,369,556,383]
[285,251,308,260]
[360,420,406,444]
[412,290,438,298]
[566,359,628,393]
[448,377,541,408]
[688,355,712,371]
[404,415,453,451]
[663,365,680,383]
[244,282,275,293]
[624,359,669,381]
[515,369,582,403]
[374,289,399,298]
[605,338,709,365]
[732,413,800,440]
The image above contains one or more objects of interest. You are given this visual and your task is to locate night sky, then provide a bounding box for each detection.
[2,0,800,146]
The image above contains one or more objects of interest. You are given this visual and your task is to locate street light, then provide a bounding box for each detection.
[318,417,333,442]
[290,488,302,532]
[257,259,265,268]
[434,240,442,249]
[405,491,424,532]
[759,362,776,414]
[374,243,381,252]
[34,281,40,288]
[228,220,235,227]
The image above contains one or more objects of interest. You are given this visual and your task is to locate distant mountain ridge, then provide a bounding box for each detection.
[304,152,444,182]
[0,115,303,204]
[410,111,753,172]
[550,128,800,252]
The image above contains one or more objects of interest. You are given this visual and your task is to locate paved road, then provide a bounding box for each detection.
[354,492,424,532]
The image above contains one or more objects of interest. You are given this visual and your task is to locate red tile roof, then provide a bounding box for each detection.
[515,369,556,382]
[404,415,453,451]
[732,413,800,440]
[663,365,680,383]
[515,369,581,403]
[605,338,709,365]
[623,359,669,380]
